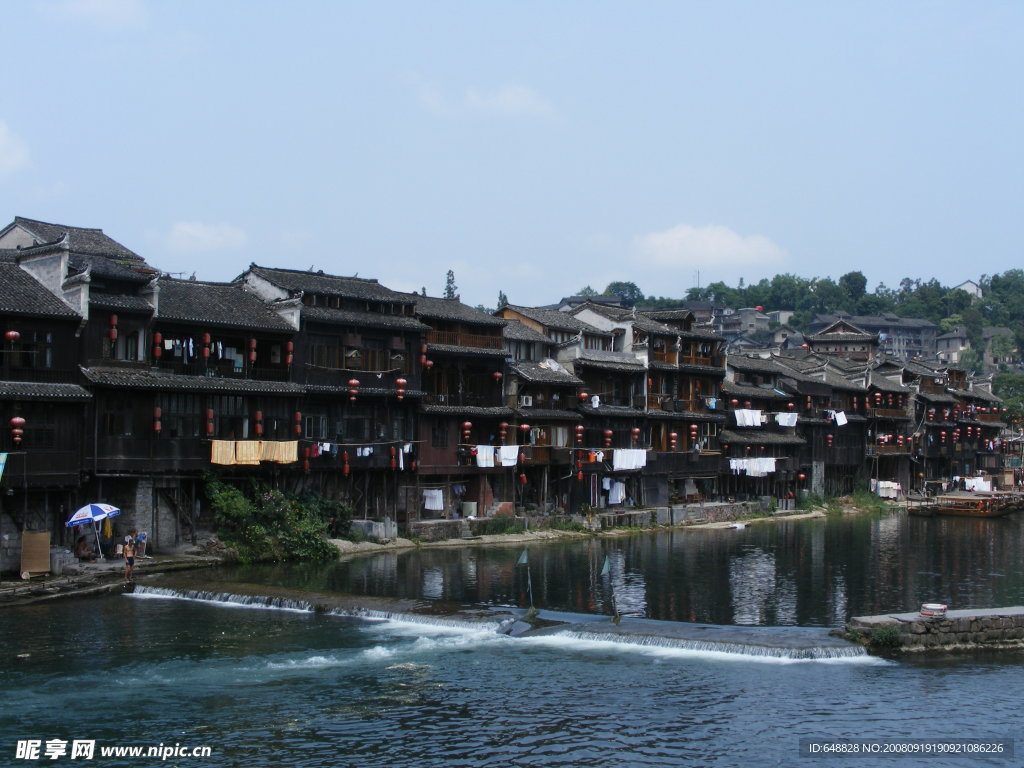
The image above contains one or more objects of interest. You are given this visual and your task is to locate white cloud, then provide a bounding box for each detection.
[166,221,248,254]
[465,85,554,117]
[0,121,30,176]
[410,74,554,118]
[51,0,147,28]
[632,223,787,270]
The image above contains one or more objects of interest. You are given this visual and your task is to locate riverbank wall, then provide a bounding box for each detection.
[847,607,1024,653]
[407,499,777,542]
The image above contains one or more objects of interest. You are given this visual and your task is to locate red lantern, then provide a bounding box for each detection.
[577,470,584,482]
[423,359,433,369]
[10,416,26,428]
[730,398,739,407]
[579,392,589,402]
[343,463,350,476]
[4,330,19,342]
[396,389,405,400]
[519,423,530,432]
[798,473,806,481]
[108,327,118,342]
[519,473,527,485]
[493,371,503,381]
[519,451,526,464]
[396,378,408,388]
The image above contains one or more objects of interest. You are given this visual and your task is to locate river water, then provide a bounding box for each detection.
[3,511,1023,767]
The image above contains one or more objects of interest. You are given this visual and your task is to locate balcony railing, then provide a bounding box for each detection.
[154,360,291,381]
[867,407,909,419]
[424,393,504,408]
[427,330,504,350]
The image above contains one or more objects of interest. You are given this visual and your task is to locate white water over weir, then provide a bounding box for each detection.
[130,585,868,662]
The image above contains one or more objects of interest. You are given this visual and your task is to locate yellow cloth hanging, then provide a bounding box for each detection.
[210,440,236,465]
[235,441,262,465]
[274,441,298,464]
[102,517,112,538]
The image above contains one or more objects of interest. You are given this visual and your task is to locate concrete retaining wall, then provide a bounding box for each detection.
[848,606,1024,652]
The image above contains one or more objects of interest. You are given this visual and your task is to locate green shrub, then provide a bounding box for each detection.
[480,517,526,535]
[206,476,338,563]
[869,625,903,649]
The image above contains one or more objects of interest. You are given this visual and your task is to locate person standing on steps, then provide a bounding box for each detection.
[123,535,137,582]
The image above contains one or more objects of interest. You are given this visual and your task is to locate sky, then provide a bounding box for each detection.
[1,1,1021,309]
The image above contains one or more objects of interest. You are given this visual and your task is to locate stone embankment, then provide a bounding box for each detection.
[847,607,1024,653]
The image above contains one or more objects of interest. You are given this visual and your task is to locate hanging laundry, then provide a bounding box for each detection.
[211,440,235,465]
[775,412,799,427]
[498,445,519,467]
[834,411,848,426]
[235,441,262,465]
[608,481,626,504]
[475,445,495,468]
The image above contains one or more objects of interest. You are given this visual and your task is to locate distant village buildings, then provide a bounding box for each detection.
[0,216,1015,570]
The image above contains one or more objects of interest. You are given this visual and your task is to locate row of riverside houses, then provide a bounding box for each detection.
[0,217,1012,569]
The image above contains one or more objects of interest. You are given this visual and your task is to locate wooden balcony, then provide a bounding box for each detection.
[977,413,1003,423]
[867,407,910,419]
[865,445,912,456]
[427,330,504,350]
[650,349,675,364]
[679,354,716,367]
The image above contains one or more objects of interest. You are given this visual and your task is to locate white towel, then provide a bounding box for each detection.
[423,489,444,511]
[834,411,848,426]
[475,445,495,468]
[498,445,519,467]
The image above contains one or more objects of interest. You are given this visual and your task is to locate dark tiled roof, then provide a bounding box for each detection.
[420,405,517,418]
[89,291,155,314]
[513,408,583,420]
[12,217,142,260]
[81,366,304,395]
[511,361,584,385]
[573,303,677,335]
[575,404,645,418]
[646,410,726,423]
[247,265,412,303]
[158,279,294,332]
[917,390,958,404]
[427,343,507,358]
[727,355,788,375]
[950,387,1001,404]
[502,319,550,344]
[868,373,909,393]
[410,294,506,327]
[0,261,80,318]
[302,306,430,332]
[0,382,91,401]
[503,305,608,335]
[572,355,646,373]
[721,381,790,400]
[719,429,806,446]
[71,253,158,284]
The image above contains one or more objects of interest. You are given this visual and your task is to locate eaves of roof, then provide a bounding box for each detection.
[719,429,806,446]
[0,382,92,401]
[81,366,304,395]
[302,306,430,332]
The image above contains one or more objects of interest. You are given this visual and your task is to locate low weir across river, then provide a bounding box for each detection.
[133,583,869,661]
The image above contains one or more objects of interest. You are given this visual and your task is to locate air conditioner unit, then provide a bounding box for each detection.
[519,395,533,407]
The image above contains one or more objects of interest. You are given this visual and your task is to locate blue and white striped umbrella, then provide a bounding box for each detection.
[66,503,121,527]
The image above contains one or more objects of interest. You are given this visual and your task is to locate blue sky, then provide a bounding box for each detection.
[2,1,1021,309]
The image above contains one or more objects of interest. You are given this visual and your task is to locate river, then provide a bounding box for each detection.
[2,511,1022,767]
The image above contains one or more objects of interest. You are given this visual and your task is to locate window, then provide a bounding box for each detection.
[431,420,449,448]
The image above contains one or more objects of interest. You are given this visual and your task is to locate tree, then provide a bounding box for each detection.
[576,285,598,297]
[958,348,983,374]
[497,290,508,309]
[444,270,457,299]
[603,281,644,304]
[838,271,868,307]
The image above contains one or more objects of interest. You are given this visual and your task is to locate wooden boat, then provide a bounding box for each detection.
[932,493,1019,518]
